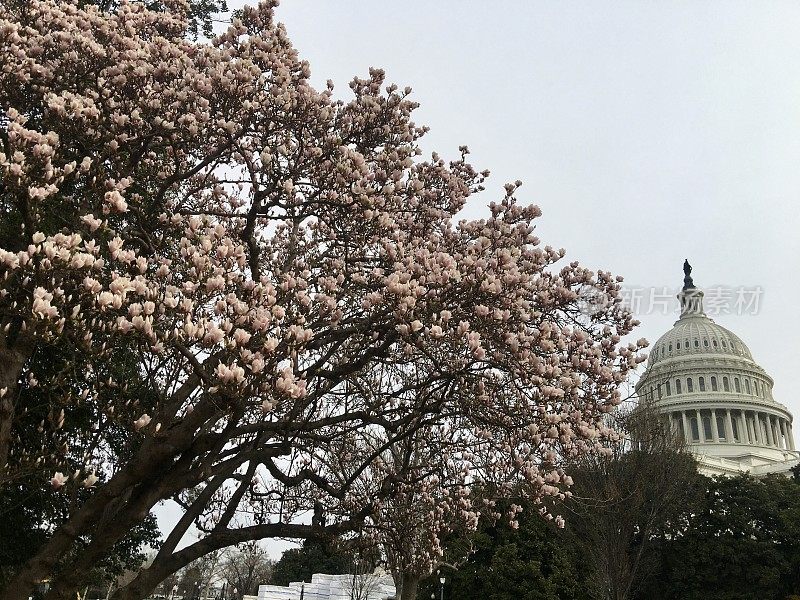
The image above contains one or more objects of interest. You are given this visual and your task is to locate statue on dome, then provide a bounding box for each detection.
[683,259,694,290]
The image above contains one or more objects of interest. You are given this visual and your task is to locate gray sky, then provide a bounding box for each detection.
[162,0,800,558]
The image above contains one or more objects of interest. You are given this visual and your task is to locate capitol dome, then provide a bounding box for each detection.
[635,261,798,476]
[647,315,753,366]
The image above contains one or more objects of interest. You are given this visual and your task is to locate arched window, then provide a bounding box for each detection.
[735,378,741,393]
[716,415,726,440]
[731,417,739,442]
[745,379,751,395]
[711,376,718,391]
[690,417,700,442]
[676,341,681,350]
[687,378,694,393]
[668,343,673,351]
[699,377,706,391]
[666,380,671,396]
[754,380,760,396]
[722,340,727,348]
[713,339,718,348]
[694,339,700,348]
[723,376,730,392]
[676,379,682,394]
[704,339,709,347]
[703,415,713,441]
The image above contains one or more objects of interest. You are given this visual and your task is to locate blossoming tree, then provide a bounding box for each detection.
[0,1,645,598]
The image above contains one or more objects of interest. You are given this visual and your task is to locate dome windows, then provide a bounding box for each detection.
[687,378,694,392]
[676,379,682,394]
[711,376,718,391]
[666,381,671,396]
[702,414,713,441]
[745,379,751,395]
[735,378,741,393]
[699,377,706,392]
[723,377,730,392]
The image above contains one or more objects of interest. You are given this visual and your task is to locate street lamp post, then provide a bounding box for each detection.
[170,584,178,600]
[438,571,445,600]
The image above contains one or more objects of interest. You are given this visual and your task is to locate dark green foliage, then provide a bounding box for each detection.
[641,474,800,600]
[271,539,354,587]
[413,462,800,600]
[418,501,590,600]
[0,485,160,591]
[0,336,162,589]
[83,0,228,39]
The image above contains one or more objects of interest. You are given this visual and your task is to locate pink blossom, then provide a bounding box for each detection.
[51,472,68,490]
[133,414,151,431]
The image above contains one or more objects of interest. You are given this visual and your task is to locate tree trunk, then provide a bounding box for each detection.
[0,392,212,600]
[0,333,32,471]
[399,573,419,600]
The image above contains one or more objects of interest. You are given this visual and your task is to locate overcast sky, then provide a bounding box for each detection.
[164,0,800,557]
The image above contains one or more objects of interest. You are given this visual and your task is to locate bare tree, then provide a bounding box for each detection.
[563,403,705,600]
[221,543,272,598]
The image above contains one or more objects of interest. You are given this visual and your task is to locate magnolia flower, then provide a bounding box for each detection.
[83,471,99,488]
[133,413,151,431]
[216,362,245,384]
[104,190,128,212]
[51,472,68,489]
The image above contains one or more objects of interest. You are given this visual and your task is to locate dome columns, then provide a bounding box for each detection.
[668,407,794,450]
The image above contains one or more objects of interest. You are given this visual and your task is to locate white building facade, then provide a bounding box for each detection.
[258,572,396,600]
[635,262,799,476]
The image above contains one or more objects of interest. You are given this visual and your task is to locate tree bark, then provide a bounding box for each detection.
[398,573,419,600]
[0,332,32,472]
[0,411,205,600]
